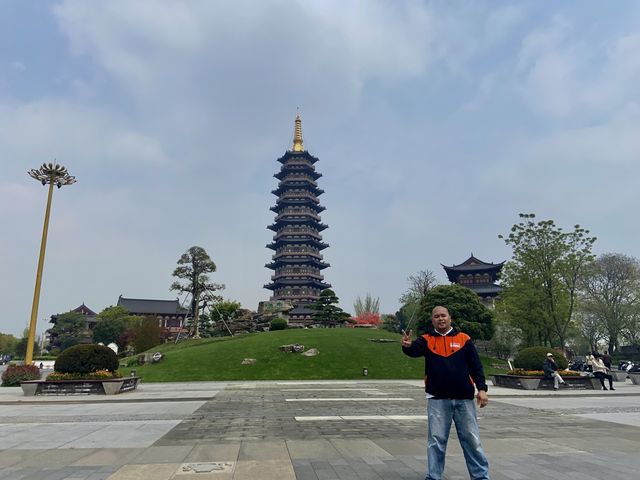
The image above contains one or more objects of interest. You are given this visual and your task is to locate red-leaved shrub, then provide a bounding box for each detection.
[1,364,41,387]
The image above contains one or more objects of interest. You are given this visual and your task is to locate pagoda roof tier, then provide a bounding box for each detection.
[467,284,503,298]
[266,258,330,269]
[270,202,325,214]
[274,168,322,181]
[272,184,323,197]
[277,150,319,165]
[266,239,329,250]
[270,272,326,282]
[268,219,328,231]
[272,250,323,262]
[264,279,331,291]
[273,229,322,241]
[273,191,321,205]
[442,254,505,282]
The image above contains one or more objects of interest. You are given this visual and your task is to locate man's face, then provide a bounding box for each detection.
[431,307,452,333]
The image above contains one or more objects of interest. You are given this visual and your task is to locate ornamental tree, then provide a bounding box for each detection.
[309,289,351,327]
[170,246,224,337]
[499,213,596,349]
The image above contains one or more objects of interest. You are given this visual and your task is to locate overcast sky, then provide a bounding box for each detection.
[1,1,639,337]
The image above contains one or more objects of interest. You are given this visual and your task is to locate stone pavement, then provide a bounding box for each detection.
[1,379,640,479]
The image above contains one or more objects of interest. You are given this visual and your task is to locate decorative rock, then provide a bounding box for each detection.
[280,344,305,353]
[241,358,256,365]
[302,348,319,357]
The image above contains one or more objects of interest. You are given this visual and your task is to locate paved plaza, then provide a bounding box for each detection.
[1,378,640,479]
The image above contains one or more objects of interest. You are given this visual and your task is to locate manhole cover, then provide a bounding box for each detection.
[178,462,235,474]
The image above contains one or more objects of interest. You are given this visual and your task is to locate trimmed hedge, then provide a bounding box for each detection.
[514,346,567,370]
[54,344,119,374]
[270,318,288,331]
[1,364,41,387]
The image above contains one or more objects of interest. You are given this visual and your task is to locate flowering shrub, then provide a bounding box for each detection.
[506,369,581,377]
[47,370,122,381]
[353,312,381,326]
[1,364,41,387]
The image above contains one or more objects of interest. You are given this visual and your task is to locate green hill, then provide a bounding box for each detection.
[121,329,505,382]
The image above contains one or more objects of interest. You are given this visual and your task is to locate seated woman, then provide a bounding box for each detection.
[587,353,615,390]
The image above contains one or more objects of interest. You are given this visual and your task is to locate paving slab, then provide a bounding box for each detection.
[2,380,640,479]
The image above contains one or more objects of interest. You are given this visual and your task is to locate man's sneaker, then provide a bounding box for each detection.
[602,387,608,390]
[610,387,615,391]
[553,387,559,390]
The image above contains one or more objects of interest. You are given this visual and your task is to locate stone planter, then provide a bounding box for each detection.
[492,375,541,390]
[628,372,640,385]
[493,374,599,390]
[21,377,140,396]
[610,370,628,382]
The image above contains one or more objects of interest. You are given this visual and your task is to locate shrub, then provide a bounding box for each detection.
[513,346,567,370]
[270,318,288,331]
[54,344,119,374]
[1,364,41,387]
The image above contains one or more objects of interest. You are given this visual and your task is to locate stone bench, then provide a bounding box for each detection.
[21,377,140,396]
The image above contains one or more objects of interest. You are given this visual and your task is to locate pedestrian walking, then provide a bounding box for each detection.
[402,305,490,480]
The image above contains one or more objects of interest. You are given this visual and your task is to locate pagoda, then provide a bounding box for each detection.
[264,114,331,324]
[442,254,504,307]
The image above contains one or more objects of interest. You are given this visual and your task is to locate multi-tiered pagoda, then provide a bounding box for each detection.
[264,115,331,324]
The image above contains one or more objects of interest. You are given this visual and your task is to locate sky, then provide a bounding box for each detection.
[1,0,640,337]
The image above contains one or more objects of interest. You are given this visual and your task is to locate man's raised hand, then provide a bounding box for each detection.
[401,329,413,347]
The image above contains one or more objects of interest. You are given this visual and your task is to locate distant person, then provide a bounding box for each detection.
[587,353,615,390]
[543,353,566,390]
[601,351,612,370]
[402,306,490,480]
[39,362,43,369]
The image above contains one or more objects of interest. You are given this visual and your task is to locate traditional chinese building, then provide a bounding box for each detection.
[442,254,504,308]
[117,295,188,338]
[264,115,331,324]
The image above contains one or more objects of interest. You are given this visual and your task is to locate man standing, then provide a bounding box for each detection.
[402,306,490,480]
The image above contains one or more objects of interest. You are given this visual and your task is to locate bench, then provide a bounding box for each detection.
[21,377,140,396]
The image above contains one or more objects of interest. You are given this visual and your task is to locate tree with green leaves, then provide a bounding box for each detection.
[93,305,139,350]
[579,253,640,354]
[309,289,351,327]
[499,213,596,348]
[132,317,161,353]
[49,311,88,351]
[15,329,40,358]
[417,284,494,339]
[170,246,224,337]
[0,332,18,356]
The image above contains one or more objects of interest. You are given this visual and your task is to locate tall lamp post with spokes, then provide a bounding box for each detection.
[25,162,76,365]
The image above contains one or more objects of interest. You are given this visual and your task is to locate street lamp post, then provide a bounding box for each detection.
[25,162,76,365]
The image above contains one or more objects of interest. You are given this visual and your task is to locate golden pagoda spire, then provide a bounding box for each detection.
[292,112,304,152]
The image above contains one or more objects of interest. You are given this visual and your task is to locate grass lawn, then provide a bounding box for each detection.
[120,329,507,382]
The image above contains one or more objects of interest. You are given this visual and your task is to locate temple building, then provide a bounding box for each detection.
[117,295,188,338]
[264,115,331,324]
[442,254,504,308]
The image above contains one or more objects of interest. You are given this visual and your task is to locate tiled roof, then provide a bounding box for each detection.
[117,296,189,315]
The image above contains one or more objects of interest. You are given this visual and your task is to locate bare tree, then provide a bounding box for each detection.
[399,269,438,305]
[579,253,640,353]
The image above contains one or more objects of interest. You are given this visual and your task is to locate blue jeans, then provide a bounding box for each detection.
[425,398,490,480]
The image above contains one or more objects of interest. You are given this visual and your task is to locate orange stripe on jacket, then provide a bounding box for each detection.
[422,332,471,357]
